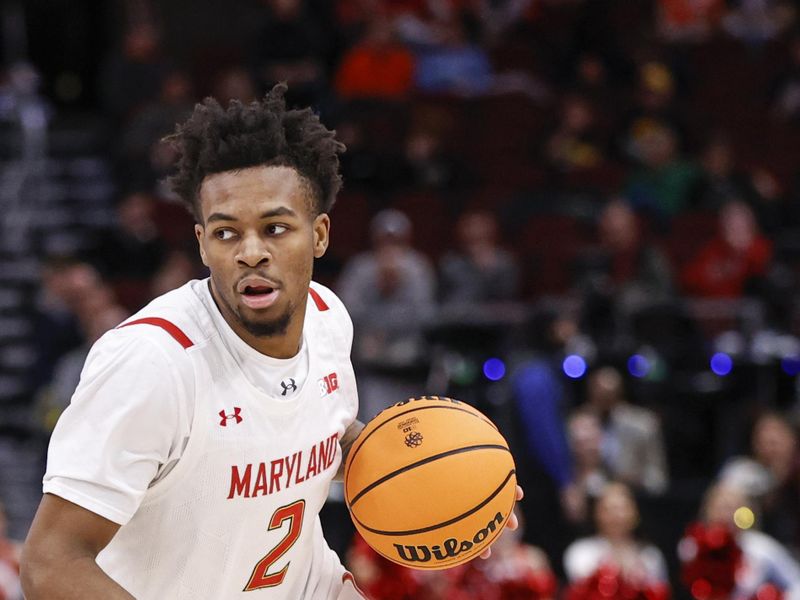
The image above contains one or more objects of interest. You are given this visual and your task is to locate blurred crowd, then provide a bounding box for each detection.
[3,0,800,598]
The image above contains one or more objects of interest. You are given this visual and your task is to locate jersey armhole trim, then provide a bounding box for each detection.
[118,317,194,349]
[342,572,367,599]
[308,287,329,311]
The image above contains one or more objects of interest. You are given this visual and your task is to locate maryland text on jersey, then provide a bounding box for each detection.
[227,432,340,499]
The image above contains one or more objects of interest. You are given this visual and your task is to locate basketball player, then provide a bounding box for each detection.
[21,84,520,599]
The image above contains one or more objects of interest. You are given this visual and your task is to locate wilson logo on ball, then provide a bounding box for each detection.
[404,432,423,448]
[392,512,505,563]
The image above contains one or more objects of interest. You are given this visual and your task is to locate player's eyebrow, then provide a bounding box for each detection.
[206,207,298,224]
[207,212,236,223]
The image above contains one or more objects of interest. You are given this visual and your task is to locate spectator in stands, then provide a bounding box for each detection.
[721,0,795,46]
[691,481,800,598]
[334,14,415,100]
[36,300,128,432]
[150,247,204,299]
[564,410,612,529]
[567,53,621,113]
[251,0,329,107]
[29,258,101,388]
[397,112,463,190]
[691,134,750,211]
[718,411,800,557]
[563,482,670,588]
[333,113,395,191]
[575,198,674,316]
[581,366,669,495]
[391,0,459,47]
[439,210,520,305]
[475,0,540,42]
[0,502,21,600]
[413,16,492,96]
[98,20,170,122]
[119,68,195,188]
[772,31,800,122]
[544,93,609,185]
[622,61,684,137]
[625,119,699,224]
[656,0,725,43]
[690,133,783,233]
[681,200,773,298]
[87,191,168,312]
[336,209,436,421]
[505,308,597,565]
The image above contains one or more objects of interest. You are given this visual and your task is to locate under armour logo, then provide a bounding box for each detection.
[280,378,297,396]
[219,407,243,426]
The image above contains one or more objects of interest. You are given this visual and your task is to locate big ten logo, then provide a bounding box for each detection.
[318,372,339,397]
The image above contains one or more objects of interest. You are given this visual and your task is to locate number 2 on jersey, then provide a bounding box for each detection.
[244,500,306,591]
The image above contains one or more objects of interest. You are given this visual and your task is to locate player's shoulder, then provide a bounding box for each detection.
[308,281,353,346]
[93,280,210,364]
[308,281,350,318]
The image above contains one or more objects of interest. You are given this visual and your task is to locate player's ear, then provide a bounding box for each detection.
[195,224,209,267]
[313,213,330,259]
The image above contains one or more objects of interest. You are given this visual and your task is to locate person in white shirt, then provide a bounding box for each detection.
[700,482,800,600]
[564,482,669,587]
[20,83,520,600]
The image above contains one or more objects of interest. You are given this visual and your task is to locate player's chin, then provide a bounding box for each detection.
[238,308,292,337]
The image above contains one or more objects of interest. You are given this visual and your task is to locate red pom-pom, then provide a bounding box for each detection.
[751,584,784,600]
[564,564,670,600]
[678,522,742,599]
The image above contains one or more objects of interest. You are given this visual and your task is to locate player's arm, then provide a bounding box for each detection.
[21,494,134,599]
[22,327,191,598]
[335,419,365,481]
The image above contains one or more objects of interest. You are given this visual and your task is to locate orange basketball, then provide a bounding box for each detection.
[344,396,517,570]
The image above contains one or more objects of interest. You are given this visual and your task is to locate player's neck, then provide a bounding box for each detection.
[208,281,306,359]
[236,319,304,359]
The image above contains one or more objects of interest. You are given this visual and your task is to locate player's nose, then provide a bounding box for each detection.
[235,232,271,267]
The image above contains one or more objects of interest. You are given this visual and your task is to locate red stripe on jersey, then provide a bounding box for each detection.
[308,287,329,311]
[118,317,194,349]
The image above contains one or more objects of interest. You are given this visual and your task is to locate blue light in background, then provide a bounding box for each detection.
[627,354,650,378]
[563,355,587,379]
[710,352,733,376]
[781,357,800,376]
[483,358,506,381]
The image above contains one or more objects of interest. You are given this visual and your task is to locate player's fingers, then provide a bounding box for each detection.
[516,485,524,501]
[506,510,519,530]
[479,546,492,560]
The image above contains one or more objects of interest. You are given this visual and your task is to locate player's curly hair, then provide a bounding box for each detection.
[166,83,344,221]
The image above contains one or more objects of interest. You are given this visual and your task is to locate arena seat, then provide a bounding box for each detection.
[664,210,718,270]
[516,213,591,296]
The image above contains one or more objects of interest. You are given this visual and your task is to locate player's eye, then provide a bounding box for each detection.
[266,224,288,236]
[214,229,236,241]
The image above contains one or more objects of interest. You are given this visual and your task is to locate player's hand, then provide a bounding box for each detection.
[479,485,523,560]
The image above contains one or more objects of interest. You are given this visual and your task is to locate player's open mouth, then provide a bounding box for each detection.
[238,280,280,309]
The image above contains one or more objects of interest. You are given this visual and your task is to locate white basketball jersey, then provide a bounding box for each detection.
[84,281,358,598]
